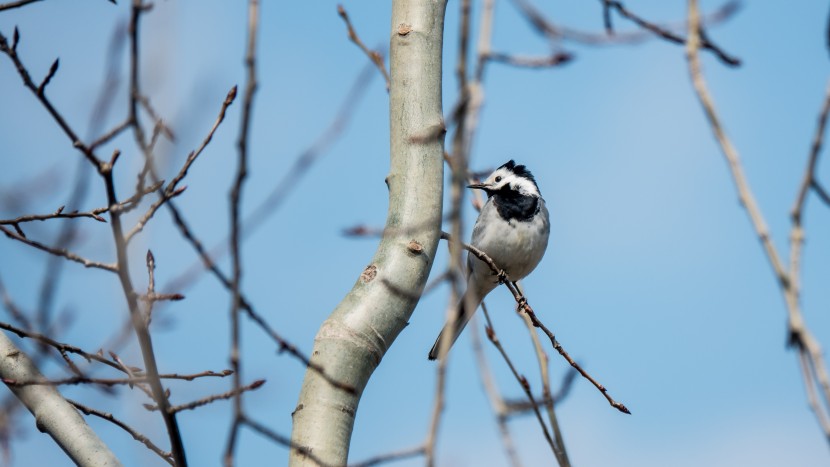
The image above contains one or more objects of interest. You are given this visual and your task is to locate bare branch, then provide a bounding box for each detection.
[337,4,390,91]
[0,30,102,170]
[349,445,426,467]
[687,0,830,443]
[603,0,740,66]
[0,207,106,225]
[482,317,558,455]
[225,1,259,465]
[0,225,117,272]
[68,399,175,465]
[164,380,264,414]
[0,321,125,374]
[442,231,630,414]
[486,51,573,69]
[0,0,41,11]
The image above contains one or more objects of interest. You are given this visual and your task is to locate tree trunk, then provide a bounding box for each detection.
[288,1,447,465]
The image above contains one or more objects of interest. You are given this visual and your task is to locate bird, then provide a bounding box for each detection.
[428,160,550,360]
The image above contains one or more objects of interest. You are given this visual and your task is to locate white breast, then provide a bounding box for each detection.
[467,197,550,286]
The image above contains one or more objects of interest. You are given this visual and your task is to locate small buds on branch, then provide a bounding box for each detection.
[36,58,59,96]
[441,231,631,415]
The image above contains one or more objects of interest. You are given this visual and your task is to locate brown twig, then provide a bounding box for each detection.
[603,0,740,66]
[0,279,31,329]
[3,376,160,387]
[0,29,103,170]
[470,316,523,467]
[518,290,570,465]
[337,4,390,91]
[160,61,376,307]
[485,51,573,69]
[443,231,631,414]
[0,0,41,11]
[224,1,258,465]
[0,225,116,272]
[242,416,333,467]
[509,0,740,66]
[425,2,474,465]
[509,286,630,414]
[68,398,174,465]
[349,445,427,467]
[0,321,125,374]
[482,313,558,456]
[163,380,264,414]
[89,118,132,151]
[118,2,188,463]
[0,206,106,225]
[687,0,830,443]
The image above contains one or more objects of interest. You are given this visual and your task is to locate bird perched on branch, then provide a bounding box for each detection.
[429,160,550,360]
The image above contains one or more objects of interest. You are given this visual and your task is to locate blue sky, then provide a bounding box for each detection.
[1,1,829,466]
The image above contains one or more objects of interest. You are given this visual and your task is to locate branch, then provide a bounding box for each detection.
[337,4,390,91]
[602,0,740,66]
[69,399,173,465]
[0,29,102,170]
[0,225,117,272]
[0,206,107,225]
[686,0,830,444]
[0,332,122,466]
[224,1,258,465]
[163,380,264,414]
[443,232,630,414]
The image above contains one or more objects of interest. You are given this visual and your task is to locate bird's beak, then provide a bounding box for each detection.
[467,182,488,190]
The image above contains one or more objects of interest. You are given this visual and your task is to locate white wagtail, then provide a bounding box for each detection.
[429,160,550,360]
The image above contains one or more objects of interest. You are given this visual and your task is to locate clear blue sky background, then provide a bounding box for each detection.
[1,1,829,466]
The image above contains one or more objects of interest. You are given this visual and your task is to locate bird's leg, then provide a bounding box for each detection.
[496,269,509,284]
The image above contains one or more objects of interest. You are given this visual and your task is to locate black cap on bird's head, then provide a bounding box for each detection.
[498,160,536,184]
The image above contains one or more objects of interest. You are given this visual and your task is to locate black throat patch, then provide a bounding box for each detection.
[491,187,539,222]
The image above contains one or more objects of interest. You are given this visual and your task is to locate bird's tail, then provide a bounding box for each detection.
[428,289,481,360]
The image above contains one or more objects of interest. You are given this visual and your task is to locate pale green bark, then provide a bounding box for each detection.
[0,332,122,467]
[288,1,447,465]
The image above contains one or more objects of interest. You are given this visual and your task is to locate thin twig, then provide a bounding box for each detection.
[486,51,573,69]
[0,30,102,170]
[687,0,830,443]
[603,0,740,66]
[0,206,106,225]
[0,225,116,272]
[349,445,427,467]
[483,322,558,455]
[68,398,174,465]
[240,416,333,467]
[470,316,523,467]
[508,0,740,66]
[519,291,570,466]
[0,321,123,373]
[161,62,376,302]
[337,4,390,91]
[89,118,132,151]
[121,2,188,463]
[0,0,41,11]
[153,380,264,414]
[443,231,631,414]
[224,1,258,465]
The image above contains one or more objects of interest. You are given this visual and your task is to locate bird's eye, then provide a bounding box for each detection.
[494,176,502,183]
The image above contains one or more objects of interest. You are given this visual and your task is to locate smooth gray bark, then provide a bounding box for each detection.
[0,332,123,466]
[289,1,447,465]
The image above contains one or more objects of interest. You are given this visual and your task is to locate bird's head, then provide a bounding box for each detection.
[468,160,541,197]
